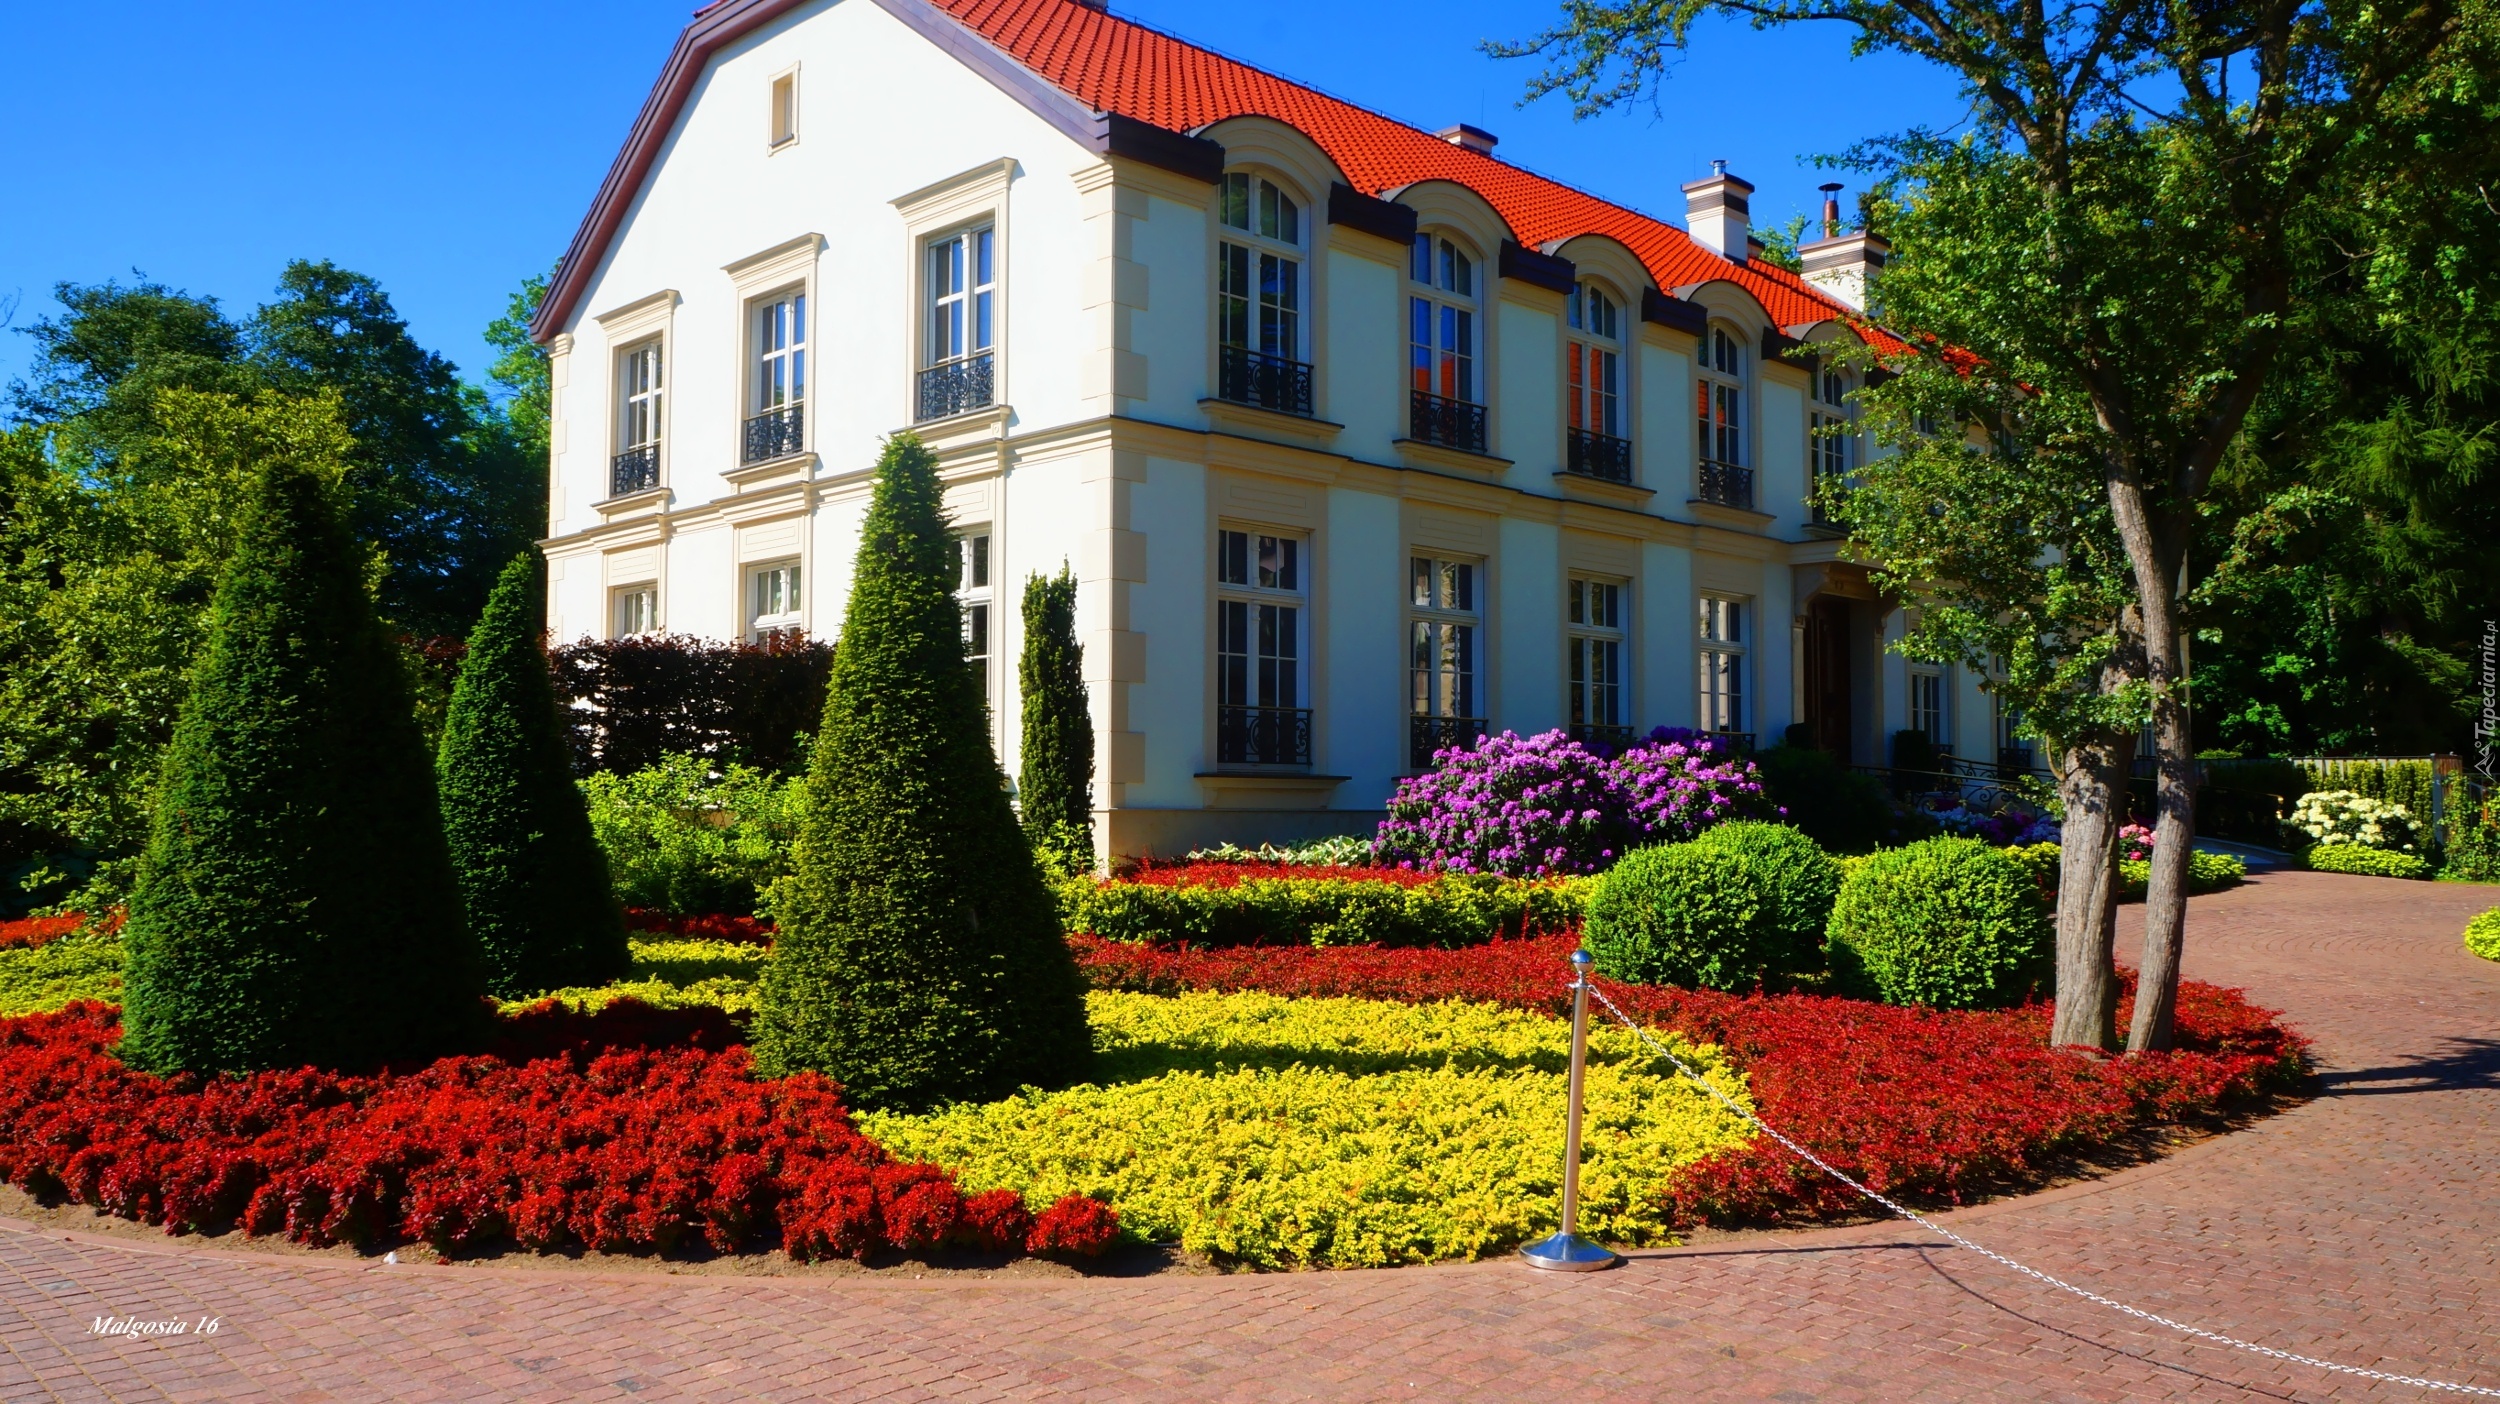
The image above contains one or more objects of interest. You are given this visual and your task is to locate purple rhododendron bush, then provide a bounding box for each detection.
[1376,728,1777,876]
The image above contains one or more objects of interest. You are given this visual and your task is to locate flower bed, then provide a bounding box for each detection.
[1060,869,1588,948]
[623,909,775,944]
[2304,843,2434,880]
[0,999,1114,1261]
[1072,934,2306,1226]
[861,989,1749,1268]
[0,935,125,1018]
[513,938,769,1016]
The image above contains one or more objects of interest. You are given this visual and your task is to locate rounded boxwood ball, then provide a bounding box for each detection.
[1825,836,2052,1009]
[1583,841,1785,991]
[1691,820,1841,976]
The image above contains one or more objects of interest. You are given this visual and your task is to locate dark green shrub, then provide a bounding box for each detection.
[2443,799,2500,883]
[118,459,483,1073]
[1019,565,1094,877]
[1890,729,1939,777]
[1825,837,2051,1010]
[1690,821,1841,973]
[580,753,801,916]
[2303,843,2433,880]
[438,552,630,997]
[1750,746,1892,854]
[753,435,1091,1110]
[1582,842,1787,991]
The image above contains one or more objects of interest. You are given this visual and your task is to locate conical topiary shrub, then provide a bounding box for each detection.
[753,434,1092,1110]
[118,459,484,1073]
[439,550,629,997]
[1018,564,1094,876]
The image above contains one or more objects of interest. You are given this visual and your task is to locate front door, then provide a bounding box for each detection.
[1803,598,1854,761]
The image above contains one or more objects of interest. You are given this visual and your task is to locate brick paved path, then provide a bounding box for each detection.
[5,872,2496,1402]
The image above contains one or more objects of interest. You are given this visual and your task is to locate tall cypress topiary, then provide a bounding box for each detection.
[753,435,1091,1110]
[1017,565,1095,876]
[438,550,629,997]
[118,459,483,1073]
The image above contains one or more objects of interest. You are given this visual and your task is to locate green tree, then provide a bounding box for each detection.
[1496,0,2496,1050]
[753,435,1092,1110]
[438,550,628,997]
[1018,565,1095,876]
[117,457,482,1074]
[481,272,553,471]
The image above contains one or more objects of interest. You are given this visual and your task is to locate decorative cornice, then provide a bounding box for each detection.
[1327,182,1417,245]
[1497,239,1576,295]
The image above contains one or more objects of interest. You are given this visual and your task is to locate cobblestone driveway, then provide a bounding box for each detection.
[5,872,2495,1401]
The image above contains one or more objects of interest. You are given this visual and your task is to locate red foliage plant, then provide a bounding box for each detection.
[0,912,123,952]
[623,909,775,945]
[0,1000,1114,1261]
[1114,860,1445,889]
[1071,934,2308,1228]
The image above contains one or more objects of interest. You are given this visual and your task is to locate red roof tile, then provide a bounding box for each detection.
[936,0,1861,331]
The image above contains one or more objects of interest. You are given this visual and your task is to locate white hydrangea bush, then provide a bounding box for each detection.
[2288,790,2417,852]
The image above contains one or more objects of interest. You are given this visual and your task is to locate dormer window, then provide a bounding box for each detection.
[1564,282,1629,482]
[1696,324,1753,508]
[1407,235,1482,452]
[1215,173,1311,416]
[1808,361,1852,521]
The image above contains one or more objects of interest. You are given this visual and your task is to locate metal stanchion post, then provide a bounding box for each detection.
[1520,947,1621,1272]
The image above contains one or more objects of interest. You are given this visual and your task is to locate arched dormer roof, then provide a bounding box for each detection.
[533,0,1892,342]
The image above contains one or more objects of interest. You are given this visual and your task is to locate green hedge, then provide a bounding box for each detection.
[1825,837,2053,1010]
[1061,874,1589,948]
[2304,843,2434,880]
[1992,842,2244,898]
[2466,909,2500,962]
[579,753,802,917]
[1583,843,1789,991]
[1690,822,1842,972]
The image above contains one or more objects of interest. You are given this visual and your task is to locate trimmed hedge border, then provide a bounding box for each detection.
[2304,844,2435,880]
[1059,870,1590,948]
[2464,908,2500,962]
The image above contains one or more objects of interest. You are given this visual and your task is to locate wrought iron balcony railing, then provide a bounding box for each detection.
[1217,704,1313,767]
[1409,714,1488,769]
[916,353,995,423]
[1568,722,1636,751]
[742,404,803,464]
[1699,458,1756,510]
[1564,428,1633,483]
[1408,391,1487,454]
[1218,346,1314,417]
[609,444,660,498]
[1699,729,1757,754]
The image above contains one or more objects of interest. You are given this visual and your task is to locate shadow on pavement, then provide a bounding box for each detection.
[2316,1036,2500,1096]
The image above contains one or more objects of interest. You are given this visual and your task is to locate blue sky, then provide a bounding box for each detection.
[0,0,1974,400]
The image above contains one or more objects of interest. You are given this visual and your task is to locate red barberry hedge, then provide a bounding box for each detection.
[1072,934,2307,1227]
[623,909,776,945]
[0,999,1113,1260]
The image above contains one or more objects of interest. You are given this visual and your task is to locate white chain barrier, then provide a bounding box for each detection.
[1581,980,2500,1398]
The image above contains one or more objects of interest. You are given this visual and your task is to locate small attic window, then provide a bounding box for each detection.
[769,71,798,149]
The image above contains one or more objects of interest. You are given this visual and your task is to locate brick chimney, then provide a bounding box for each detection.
[1681,160,1753,263]
[1798,183,1889,313]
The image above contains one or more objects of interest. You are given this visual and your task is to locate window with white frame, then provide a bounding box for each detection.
[611,339,664,497]
[769,70,798,148]
[1695,324,1751,508]
[1565,282,1628,480]
[747,559,802,641]
[1215,528,1308,765]
[918,226,996,421]
[1408,554,1482,768]
[611,584,658,639]
[1568,578,1628,743]
[959,529,994,701]
[1909,666,1950,752]
[742,290,805,463]
[1809,361,1851,477]
[1216,173,1310,414]
[1407,235,1481,451]
[1698,595,1748,737]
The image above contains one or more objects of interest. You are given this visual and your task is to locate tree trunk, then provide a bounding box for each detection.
[2128,659,2197,1051]
[2050,734,2130,1050]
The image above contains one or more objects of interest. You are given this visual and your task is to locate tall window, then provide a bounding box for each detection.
[748,560,802,641]
[919,227,996,421]
[959,529,993,705]
[1408,235,1482,451]
[1215,529,1308,765]
[611,585,658,638]
[1216,173,1310,414]
[611,340,663,496]
[744,292,805,463]
[1568,578,1627,743]
[1809,362,1851,477]
[769,70,798,147]
[1408,555,1483,767]
[1910,667,1949,752]
[1698,595,1747,737]
[1565,282,1627,482]
[1695,325,1751,507]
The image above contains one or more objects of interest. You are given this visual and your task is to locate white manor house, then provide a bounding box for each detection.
[533,0,2016,856]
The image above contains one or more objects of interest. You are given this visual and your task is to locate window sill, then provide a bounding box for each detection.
[1686,498,1776,532]
[1193,771,1350,810]
[594,485,670,518]
[1393,438,1510,478]
[724,451,816,490]
[1199,397,1343,449]
[1550,470,1655,509]
[906,402,1013,454]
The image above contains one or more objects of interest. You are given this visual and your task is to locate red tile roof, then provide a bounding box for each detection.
[935,0,1861,331]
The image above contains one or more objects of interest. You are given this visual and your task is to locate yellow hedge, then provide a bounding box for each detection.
[502,937,765,1015]
[861,990,1752,1269]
